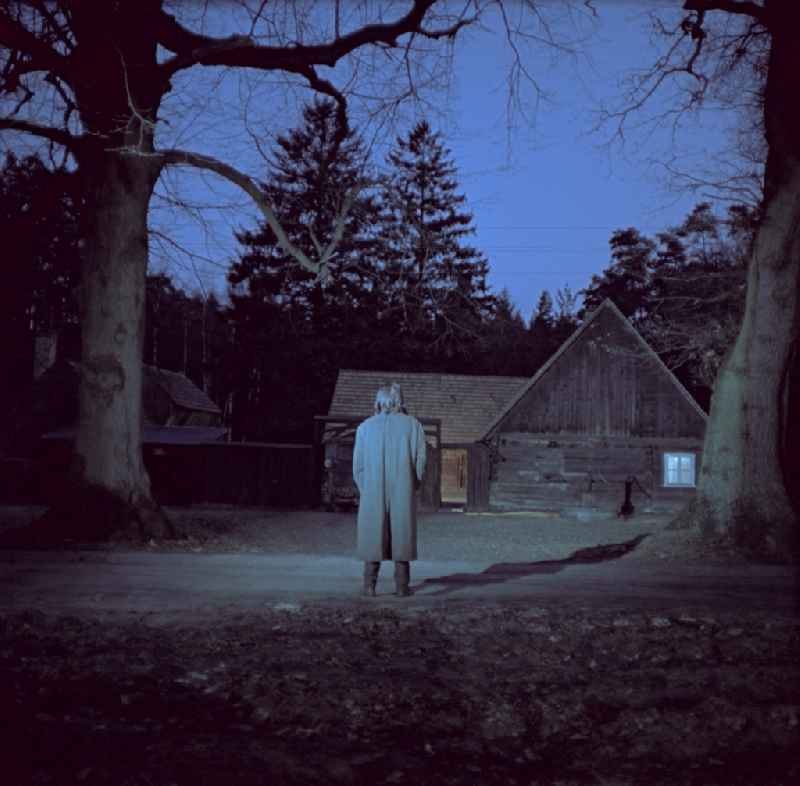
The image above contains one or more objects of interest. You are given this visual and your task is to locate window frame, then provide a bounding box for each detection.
[662,452,696,488]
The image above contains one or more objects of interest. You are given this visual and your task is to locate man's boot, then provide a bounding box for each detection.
[394,561,411,597]
[362,561,380,597]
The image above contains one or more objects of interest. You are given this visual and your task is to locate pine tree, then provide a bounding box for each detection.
[1,153,81,454]
[1,153,81,358]
[226,99,385,440]
[530,290,555,333]
[475,289,533,376]
[580,228,656,321]
[229,99,383,329]
[525,288,579,371]
[379,121,495,363]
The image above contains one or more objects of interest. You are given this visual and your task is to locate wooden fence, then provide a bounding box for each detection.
[25,440,314,508]
[145,442,313,507]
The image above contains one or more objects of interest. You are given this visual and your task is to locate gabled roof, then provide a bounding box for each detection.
[45,361,221,416]
[143,365,221,415]
[328,370,528,444]
[479,298,707,440]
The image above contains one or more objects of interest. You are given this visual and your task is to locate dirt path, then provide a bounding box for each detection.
[0,548,796,617]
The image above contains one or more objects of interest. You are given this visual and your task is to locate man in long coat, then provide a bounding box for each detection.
[353,384,427,597]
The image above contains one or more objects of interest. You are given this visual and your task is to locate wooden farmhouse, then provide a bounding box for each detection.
[319,370,528,508]
[473,299,707,516]
[321,299,707,517]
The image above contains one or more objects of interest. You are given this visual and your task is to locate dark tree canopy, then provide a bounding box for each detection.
[379,120,496,361]
[581,202,751,401]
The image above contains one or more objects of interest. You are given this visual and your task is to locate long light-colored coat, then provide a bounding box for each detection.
[353,412,427,561]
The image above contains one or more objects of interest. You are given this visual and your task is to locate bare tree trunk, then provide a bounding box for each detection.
[684,166,800,554]
[152,322,159,367]
[201,295,211,394]
[675,9,800,557]
[39,152,173,541]
[182,306,190,376]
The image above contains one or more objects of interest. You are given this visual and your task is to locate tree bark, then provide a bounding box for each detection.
[676,4,800,558]
[39,150,174,541]
[686,167,800,554]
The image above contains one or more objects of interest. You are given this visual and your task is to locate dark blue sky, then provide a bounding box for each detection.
[151,1,741,322]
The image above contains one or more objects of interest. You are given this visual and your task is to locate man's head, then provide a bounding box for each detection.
[374,383,404,414]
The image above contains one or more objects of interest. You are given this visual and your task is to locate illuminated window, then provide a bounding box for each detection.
[663,453,696,487]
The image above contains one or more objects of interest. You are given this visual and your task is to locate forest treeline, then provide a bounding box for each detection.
[2,100,753,444]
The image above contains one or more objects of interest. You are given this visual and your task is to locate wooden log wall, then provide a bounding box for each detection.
[489,432,701,514]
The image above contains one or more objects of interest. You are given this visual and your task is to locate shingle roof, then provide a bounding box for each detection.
[328,370,528,444]
[57,361,221,415]
[143,365,221,415]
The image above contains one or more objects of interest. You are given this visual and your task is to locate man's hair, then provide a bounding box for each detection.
[390,383,405,410]
[374,384,404,414]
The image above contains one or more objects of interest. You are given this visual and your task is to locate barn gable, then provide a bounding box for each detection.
[482,299,706,441]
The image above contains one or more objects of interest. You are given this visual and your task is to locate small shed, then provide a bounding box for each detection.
[29,360,223,438]
[141,365,222,427]
[472,299,707,516]
[322,370,528,507]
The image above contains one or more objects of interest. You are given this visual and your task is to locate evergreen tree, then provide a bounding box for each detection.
[227,99,385,440]
[379,121,495,365]
[1,153,81,453]
[580,228,656,321]
[530,290,554,333]
[525,287,580,372]
[475,289,533,376]
[229,99,383,328]
[1,153,81,355]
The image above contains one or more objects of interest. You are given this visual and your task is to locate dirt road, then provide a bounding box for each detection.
[0,548,796,618]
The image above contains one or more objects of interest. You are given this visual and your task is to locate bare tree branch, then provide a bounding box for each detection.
[158,147,355,280]
[30,0,75,52]
[0,116,77,147]
[0,7,71,81]
[156,0,469,80]
[683,0,767,24]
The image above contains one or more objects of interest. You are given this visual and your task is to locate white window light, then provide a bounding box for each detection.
[663,452,696,487]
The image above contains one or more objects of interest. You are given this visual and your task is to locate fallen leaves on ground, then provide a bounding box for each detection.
[2,602,798,786]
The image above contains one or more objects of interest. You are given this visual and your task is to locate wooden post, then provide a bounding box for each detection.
[311,417,324,509]
[467,443,490,512]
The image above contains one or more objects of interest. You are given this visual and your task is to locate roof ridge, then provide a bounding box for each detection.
[338,369,528,381]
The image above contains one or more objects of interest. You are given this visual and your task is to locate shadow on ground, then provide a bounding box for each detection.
[416,533,650,596]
